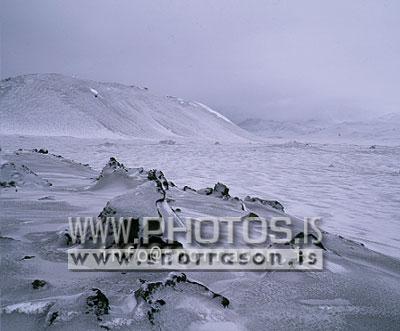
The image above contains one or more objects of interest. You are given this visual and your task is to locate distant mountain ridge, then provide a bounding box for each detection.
[0,74,249,141]
[239,114,400,145]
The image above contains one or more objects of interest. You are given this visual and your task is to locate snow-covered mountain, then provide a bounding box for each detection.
[0,74,249,141]
[239,115,400,145]
[239,118,325,138]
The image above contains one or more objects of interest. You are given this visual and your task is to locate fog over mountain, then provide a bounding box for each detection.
[2,0,400,122]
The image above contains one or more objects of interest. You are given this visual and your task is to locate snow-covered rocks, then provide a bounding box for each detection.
[91,180,163,248]
[0,162,51,188]
[212,182,230,198]
[97,157,129,179]
[135,272,229,325]
[244,195,284,212]
[197,182,230,198]
[2,288,111,327]
[1,273,229,329]
[91,157,146,190]
[1,150,400,330]
[186,182,232,200]
[2,149,97,188]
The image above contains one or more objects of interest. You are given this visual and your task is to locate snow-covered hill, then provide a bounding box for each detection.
[0,74,249,141]
[239,115,400,145]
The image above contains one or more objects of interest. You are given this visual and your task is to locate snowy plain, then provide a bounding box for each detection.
[2,135,399,259]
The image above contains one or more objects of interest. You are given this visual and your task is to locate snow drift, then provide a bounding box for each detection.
[0,162,51,188]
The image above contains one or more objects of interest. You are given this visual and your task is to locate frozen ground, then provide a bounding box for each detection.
[2,135,399,259]
[0,141,400,330]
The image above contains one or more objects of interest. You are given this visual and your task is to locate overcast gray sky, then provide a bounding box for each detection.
[1,0,400,122]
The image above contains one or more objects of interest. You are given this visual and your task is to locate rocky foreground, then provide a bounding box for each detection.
[1,149,399,330]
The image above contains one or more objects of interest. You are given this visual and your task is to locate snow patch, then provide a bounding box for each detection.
[2,301,54,315]
[89,88,99,96]
[195,102,234,124]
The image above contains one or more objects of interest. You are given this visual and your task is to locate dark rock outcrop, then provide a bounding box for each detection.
[86,288,110,321]
[135,273,229,325]
[244,196,284,212]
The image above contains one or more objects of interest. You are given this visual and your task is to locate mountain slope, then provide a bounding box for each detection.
[0,74,249,141]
